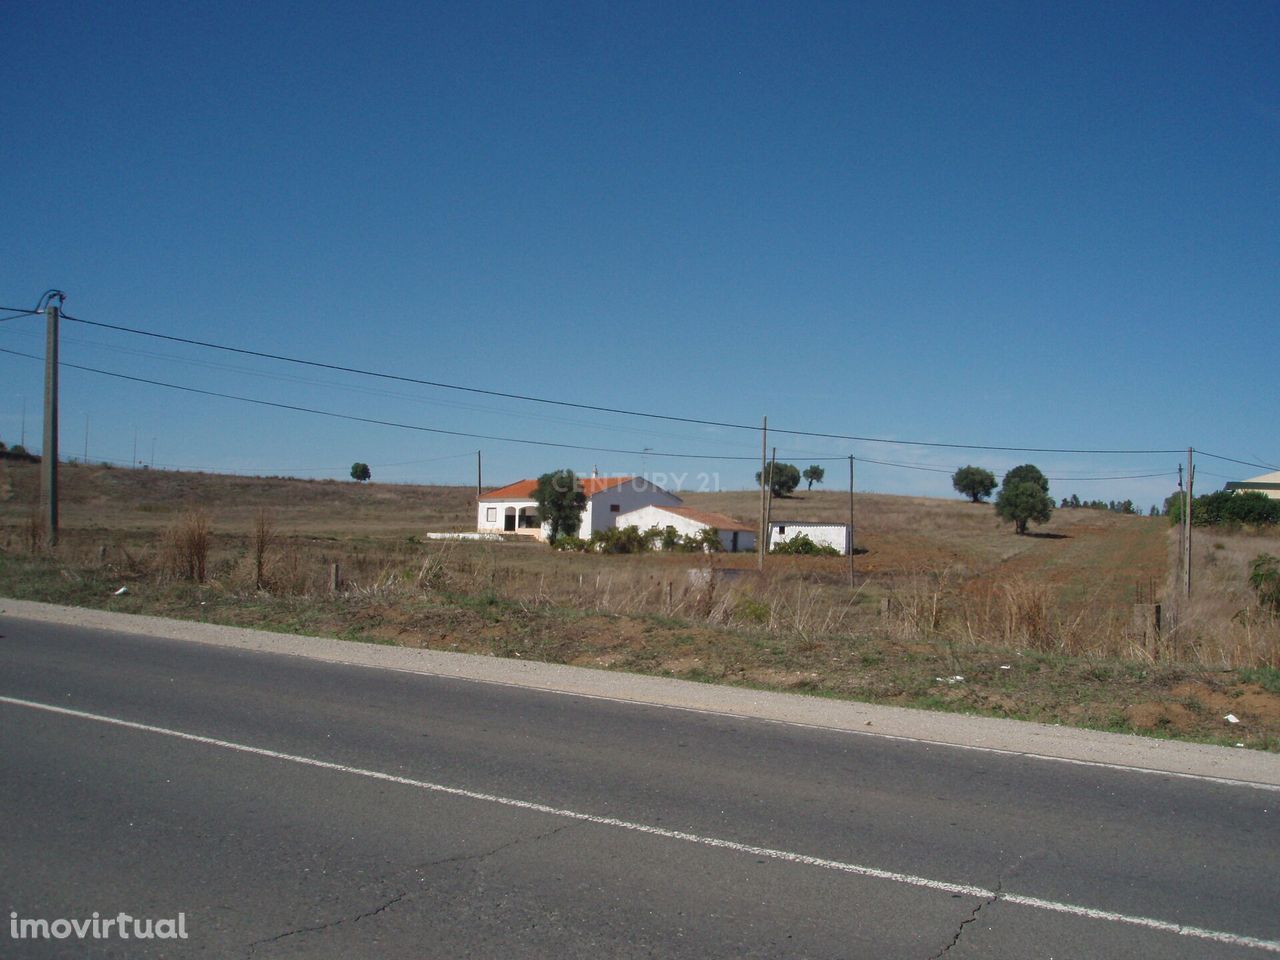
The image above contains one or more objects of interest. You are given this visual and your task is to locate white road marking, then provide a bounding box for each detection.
[5,607,1278,791]
[3,693,1278,953]
[375,665,1280,793]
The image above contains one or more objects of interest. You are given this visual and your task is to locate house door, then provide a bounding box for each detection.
[504,508,516,532]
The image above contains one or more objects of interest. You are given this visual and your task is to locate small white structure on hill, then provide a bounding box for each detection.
[767,521,853,555]
[616,504,756,552]
[477,474,681,541]
[1226,471,1280,500]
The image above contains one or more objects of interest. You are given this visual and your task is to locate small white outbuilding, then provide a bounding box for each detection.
[767,521,854,555]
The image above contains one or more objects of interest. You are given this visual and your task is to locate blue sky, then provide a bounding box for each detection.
[2,1,1276,509]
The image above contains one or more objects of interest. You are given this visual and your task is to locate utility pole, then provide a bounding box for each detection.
[757,416,768,570]
[848,455,855,587]
[83,413,89,463]
[1176,462,1185,577]
[21,396,26,448]
[476,450,482,500]
[1184,447,1194,598]
[764,446,777,557]
[41,301,59,547]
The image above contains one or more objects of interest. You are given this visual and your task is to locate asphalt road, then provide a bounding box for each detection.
[1,615,1277,959]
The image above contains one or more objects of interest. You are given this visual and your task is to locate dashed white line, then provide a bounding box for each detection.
[3,693,1278,953]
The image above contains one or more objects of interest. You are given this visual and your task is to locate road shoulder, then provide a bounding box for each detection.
[3,595,1278,788]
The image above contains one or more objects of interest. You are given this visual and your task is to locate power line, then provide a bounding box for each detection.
[7,325,746,447]
[0,347,763,461]
[0,346,1192,483]
[1196,450,1278,472]
[62,313,1184,456]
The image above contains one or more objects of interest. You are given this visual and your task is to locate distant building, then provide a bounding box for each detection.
[616,504,756,553]
[476,473,680,540]
[767,520,854,555]
[1225,471,1280,500]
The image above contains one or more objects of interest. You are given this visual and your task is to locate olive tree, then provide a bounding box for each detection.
[534,469,587,543]
[951,465,997,503]
[994,464,1053,534]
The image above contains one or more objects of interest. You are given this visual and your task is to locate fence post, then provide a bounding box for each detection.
[1133,603,1161,658]
[329,562,342,593]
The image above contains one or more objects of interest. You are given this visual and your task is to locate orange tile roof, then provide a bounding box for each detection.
[653,505,755,533]
[478,476,638,501]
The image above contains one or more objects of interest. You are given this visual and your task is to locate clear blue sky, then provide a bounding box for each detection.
[3,1,1276,510]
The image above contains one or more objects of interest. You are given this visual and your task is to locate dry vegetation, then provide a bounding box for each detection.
[2,460,1278,749]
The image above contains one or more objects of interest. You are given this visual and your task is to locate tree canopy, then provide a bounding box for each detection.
[994,463,1053,534]
[756,462,801,498]
[534,469,587,543]
[350,462,371,482]
[951,465,996,503]
[802,465,825,491]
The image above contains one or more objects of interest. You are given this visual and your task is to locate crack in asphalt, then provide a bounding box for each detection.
[929,880,1001,959]
[407,821,579,877]
[243,821,577,958]
[244,891,407,959]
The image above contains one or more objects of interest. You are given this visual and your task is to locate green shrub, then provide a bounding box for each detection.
[589,525,650,554]
[735,596,771,624]
[1168,490,1280,527]
[1249,554,1280,615]
[686,527,724,553]
[552,536,588,552]
[771,533,839,556]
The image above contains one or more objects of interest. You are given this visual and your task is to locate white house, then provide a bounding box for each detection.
[1226,471,1280,500]
[477,474,681,540]
[616,504,756,552]
[767,521,853,555]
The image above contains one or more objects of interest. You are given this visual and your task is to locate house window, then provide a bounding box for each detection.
[609,504,620,513]
[486,507,497,522]
[777,526,786,534]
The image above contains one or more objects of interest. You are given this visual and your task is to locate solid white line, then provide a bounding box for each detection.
[6,605,1278,791]
[356,665,1280,793]
[3,693,1278,953]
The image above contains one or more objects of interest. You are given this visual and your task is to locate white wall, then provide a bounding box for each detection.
[768,522,851,555]
[616,505,756,552]
[581,478,682,537]
[475,500,547,538]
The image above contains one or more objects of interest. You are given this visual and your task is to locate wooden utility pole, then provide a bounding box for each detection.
[848,455,855,587]
[757,416,768,570]
[1176,462,1185,579]
[41,301,59,547]
[764,446,777,555]
[1183,447,1194,598]
[476,449,482,500]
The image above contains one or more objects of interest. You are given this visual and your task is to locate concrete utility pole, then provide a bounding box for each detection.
[476,450,482,500]
[1184,447,1194,598]
[41,302,59,547]
[757,416,768,570]
[848,455,855,587]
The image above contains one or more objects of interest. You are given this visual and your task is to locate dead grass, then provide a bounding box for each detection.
[1164,527,1280,669]
[3,460,1279,748]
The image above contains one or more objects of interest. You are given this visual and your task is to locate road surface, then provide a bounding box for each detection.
[1,612,1277,958]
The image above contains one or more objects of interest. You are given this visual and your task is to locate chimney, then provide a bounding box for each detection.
[592,465,598,479]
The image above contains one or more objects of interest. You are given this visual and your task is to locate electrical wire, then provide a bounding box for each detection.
[0,346,764,461]
[61,313,1186,456]
[1196,450,1278,472]
[0,346,1195,485]
[9,325,757,447]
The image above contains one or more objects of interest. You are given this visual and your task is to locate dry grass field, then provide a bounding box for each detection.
[2,460,1278,748]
